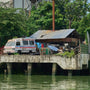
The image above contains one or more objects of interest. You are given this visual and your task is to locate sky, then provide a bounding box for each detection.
[88,0,90,3]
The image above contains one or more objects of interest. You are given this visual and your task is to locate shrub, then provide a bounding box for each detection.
[55,50,75,58]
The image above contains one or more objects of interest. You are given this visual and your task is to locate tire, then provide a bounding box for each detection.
[18,50,21,54]
[8,53,11,55]
[29,51,33,55]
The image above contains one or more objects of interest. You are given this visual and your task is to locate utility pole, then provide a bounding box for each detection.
[29,10,31,17]
[22,0,24,10]
[52,0,55,31]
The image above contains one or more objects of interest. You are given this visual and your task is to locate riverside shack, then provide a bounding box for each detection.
[30,29,80,54]
[30,29,79,42]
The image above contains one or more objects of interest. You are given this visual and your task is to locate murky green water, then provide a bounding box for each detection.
[0,75,90,90]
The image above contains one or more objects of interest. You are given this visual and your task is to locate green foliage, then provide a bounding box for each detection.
[14,53,19,55]
[27,0,89,39]
[0,0,90,47]
[71,21,79,30]
[55,50,75,58]
[0,8,28,46]
[88,3,90,12]
[77,13,90,39]
[26,1,66,35]
[65,0,88,28]
[84,27,90,43]
[85,27,90,33]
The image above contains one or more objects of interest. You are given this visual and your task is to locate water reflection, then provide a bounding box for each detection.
[0,75,90,90]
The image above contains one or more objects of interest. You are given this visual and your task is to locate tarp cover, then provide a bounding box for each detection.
[48,45,59,51]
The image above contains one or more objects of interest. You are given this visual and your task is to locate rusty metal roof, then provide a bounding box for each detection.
[30,30,52,39]
[30,29,75,39]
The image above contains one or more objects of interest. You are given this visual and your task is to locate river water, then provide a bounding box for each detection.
[0,75,90,90]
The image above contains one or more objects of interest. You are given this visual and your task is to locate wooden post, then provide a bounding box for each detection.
[7,63,12,75]
[4,69,7,75]
[27,63,32,75]
[68,70,72,76]
[52,63,57,76]
[29,10,31,17]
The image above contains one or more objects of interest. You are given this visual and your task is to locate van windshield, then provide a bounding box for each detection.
[6,41,15,46]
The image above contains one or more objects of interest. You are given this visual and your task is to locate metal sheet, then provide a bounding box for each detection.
[30,29,75,40]
[30,30,52,39]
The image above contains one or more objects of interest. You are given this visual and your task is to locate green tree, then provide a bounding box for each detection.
[77,13,90,39]
[0,8,27,46]
[27,1,66,35]
[26,6,40,35]
[65,0,88,29]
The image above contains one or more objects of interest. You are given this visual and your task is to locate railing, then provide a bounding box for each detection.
[80,44,88,54]
[39,48,51,55]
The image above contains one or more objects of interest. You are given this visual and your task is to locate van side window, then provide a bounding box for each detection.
[29,41,34,45]
[23,40,28,45]
[16,42,20,46]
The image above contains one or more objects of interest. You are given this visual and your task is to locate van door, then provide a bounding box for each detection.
[29,40,36,52]
[22,39,29,53]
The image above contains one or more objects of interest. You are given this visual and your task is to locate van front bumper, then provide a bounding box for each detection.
[3,50,16,54]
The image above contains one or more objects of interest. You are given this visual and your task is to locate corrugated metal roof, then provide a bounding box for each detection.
[30,29,75,40]
[30,30,52,39]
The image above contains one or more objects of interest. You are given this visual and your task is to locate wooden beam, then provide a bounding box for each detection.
[36,38,79,43]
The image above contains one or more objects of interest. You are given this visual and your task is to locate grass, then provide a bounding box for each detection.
[55,50,75,58]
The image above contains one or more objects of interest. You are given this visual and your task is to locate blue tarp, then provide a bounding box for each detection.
[48,45,59,51]
[36,42,41,49]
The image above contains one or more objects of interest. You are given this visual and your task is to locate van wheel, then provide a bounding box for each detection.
[29,51,32,54]
[18,50,21,54]
[8,53,11,55]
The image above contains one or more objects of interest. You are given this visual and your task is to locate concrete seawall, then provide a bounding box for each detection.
[0,54,89,70]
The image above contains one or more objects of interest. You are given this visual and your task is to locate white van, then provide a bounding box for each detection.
[4,37,36,54]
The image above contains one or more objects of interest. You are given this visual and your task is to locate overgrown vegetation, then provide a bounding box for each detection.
[27,0,90,39]
[55,50,75,58]
[0,0,90,46]
[0,8,28,46]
